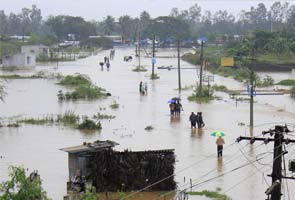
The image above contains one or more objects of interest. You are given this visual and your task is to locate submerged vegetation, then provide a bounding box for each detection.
[132,65,147,72]
[57,74,110,100]
[0,71,62,79]
[78,119,102,130]
[187,190,231,200]
[277,79,295,86]
[2,111,105,131]
[188,86,215,103]
[110,100,119,109]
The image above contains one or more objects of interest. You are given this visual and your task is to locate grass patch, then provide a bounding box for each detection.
[17,117,54,125]
[144,125,154,131]
[57,74,110,101]
[277,79,295,86]
[78,119,102,130]
[150,73,160,80]
[6,111,103,131]
[110,100,119,109]
[212,84,229,92]
[132,66,147,72]
[187,190,231,200]
[56,111,80,125]
[58,74,91,86]
[0,71,62,79]
[93,113,115,120]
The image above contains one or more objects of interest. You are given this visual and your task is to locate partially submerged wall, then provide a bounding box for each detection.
[89,149,176,192]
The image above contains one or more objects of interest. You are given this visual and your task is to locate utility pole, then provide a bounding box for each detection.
[198,41,204,96]
[138,32,141,68]
[249,48,255,128]
[177,39,181,91]
[237,125,295,200]
[152,34,155,78]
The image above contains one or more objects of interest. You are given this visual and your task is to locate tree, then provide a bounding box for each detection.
[118,15,135,40]
[146,16,190,40]
[0,166,49,200]
[0,11,8,36]
[101,15,116,36]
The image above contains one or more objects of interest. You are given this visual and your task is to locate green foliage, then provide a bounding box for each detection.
[17,117,53,125]
[81,37,113,49]
[78,119,102,130]
[0,166,49,200]
[211,67,251,82]
[212,84,229,92]
[132,66,147,72]
[277,79,295,86]
[146,16,191,40]
[187,190,231,200]
[81,186,98,200]
[56,111,80,125]
[57,74,110,100]
[0,41,22,58]
[58,74,91,86]
[256,75,274,87]
[188,86,214,103]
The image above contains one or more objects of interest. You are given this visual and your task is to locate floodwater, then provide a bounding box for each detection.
[1,47,295,200]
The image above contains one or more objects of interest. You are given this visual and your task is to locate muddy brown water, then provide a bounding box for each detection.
[0,48,295,200]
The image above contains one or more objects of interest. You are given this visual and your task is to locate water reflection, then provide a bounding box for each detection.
[170,116,181,123]
[217,157,223,174]
[191,128,204,139]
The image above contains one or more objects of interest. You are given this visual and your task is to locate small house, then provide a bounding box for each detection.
[2,53,36,68]
[21,45,50,58]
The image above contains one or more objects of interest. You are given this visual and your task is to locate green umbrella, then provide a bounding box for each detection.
[211,131,226,137]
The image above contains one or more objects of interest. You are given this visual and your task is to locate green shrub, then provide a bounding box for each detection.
[78,119,102,130]
[58,74,91,86]
[277,79,295,86]
[187,190,231,200]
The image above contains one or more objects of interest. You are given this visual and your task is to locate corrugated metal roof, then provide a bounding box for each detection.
[60,140,119,153]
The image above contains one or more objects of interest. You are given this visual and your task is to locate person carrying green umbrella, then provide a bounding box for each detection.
[211,131,225,157]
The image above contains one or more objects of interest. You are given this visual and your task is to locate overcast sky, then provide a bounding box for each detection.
[1,0,293,20]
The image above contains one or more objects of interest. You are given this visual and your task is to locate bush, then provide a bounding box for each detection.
[188,85,214,103]
[0,166,49,200]
[277,79,295,86]
[58,74,91,86]
[78,119,102,130]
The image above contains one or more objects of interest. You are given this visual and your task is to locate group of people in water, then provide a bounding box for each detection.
[169,101,183,116]
[99,50,115,70]
[139,81,148,95]
[189,112,205,129]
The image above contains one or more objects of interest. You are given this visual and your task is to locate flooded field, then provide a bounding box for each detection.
[1,47,295,200]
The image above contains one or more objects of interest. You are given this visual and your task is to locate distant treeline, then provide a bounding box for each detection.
[1,2,295,43]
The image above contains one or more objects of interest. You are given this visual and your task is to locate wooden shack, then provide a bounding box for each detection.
[61,140,176,193]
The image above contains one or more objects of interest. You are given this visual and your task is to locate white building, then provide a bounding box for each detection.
[2,53,36,68]
[21,45,50,58]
